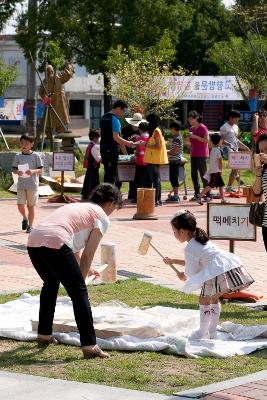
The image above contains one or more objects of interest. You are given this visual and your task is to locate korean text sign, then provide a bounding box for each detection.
[52,152,75,171]
[208,204,256,240]
[163,76,244,101]
[228,152,251,170]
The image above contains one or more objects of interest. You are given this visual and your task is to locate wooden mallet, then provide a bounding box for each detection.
[138,232,185,280]
[85,263,109,285]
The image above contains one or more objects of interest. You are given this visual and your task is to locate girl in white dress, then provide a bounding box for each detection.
[164,210,254,339]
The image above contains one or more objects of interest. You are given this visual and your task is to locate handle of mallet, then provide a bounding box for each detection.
[149,242,181,275]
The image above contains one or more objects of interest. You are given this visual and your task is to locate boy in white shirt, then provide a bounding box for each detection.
[12,135,43,233]
[198,133,226,205]
[220,109,249,192]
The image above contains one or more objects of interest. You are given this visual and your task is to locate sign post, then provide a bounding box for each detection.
[0,127,10,150]
[51,152,75,203]
[207,203,256,253]
[228,151,252,194]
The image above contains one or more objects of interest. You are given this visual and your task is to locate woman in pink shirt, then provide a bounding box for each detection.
[27,183,122,359]
[188,111,209,201]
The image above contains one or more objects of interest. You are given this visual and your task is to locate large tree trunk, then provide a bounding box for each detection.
[104,73,112,113]
[26,58,36,136]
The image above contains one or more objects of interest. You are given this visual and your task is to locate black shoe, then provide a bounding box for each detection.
[22,218,28,230]
[166,195,180,202]
[189,195,200,202]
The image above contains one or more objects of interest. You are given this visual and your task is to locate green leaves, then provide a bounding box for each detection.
[105,43,189,119]
[206,34,267,96]
[0,60,18,97]
[0,0,22,31]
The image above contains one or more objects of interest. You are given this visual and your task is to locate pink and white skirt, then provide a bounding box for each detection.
[200,266,254,297]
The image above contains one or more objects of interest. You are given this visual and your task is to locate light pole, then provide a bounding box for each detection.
[26,0,37,137]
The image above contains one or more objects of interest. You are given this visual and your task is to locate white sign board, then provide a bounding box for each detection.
[208,203,256,241]
[52,152,75,171]
[163,76,244,101]
[228,151,252,170]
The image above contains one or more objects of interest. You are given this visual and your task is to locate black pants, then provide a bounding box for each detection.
[132,165,149,200]
[262,226,267,252]
[190,157,208,196]
[169,162,180,188]
[128,180,136,200]
[27,245,96,347]
[81,168,100,200]
[101,151,119,185]
[147,164,161,202]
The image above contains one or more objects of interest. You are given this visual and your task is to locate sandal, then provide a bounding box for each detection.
[37,336,59,347]
[82,344,110,359]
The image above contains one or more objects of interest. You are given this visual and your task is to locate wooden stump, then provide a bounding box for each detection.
[100,242,117,283]
[133,188,158,220]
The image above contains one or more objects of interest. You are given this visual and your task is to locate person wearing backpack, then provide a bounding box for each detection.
[81,129,101,201]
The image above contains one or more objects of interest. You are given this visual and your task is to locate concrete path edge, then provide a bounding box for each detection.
[174,369,267,398]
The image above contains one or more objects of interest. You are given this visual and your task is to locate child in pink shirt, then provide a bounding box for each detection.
[188,111,209,201]
[131,122,149,202]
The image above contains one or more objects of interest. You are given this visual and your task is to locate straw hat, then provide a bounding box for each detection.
[125,113,147,127]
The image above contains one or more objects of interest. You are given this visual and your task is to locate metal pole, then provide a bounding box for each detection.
[26,0,37,137]
[229,240,235,253]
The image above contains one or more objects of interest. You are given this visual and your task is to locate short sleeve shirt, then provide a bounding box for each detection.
[27,202,110,252]
[209,147,222,173]
[189,124,209,157]
[220,122,239,151]
[168,134,183,162]
[12,152,43,190]
[112,114,121,133]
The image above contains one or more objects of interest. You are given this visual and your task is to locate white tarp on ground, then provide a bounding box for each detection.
[1,294,267,358]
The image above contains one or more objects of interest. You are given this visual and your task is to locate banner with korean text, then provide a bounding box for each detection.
[163,76,245,101]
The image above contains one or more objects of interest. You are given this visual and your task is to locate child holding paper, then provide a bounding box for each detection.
[12,135,43,233]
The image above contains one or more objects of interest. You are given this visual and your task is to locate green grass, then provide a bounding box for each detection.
[0,279,267,395]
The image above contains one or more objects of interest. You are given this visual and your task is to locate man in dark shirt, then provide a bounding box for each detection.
[100,100,135,185]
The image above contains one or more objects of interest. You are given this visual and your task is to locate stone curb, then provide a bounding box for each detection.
[174,370,267,398]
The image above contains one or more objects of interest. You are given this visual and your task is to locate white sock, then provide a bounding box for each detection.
[195,305,211,338]
[209,303,221,338]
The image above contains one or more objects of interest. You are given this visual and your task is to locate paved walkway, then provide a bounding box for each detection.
[0,192,267,399]
[0,192,266,296]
